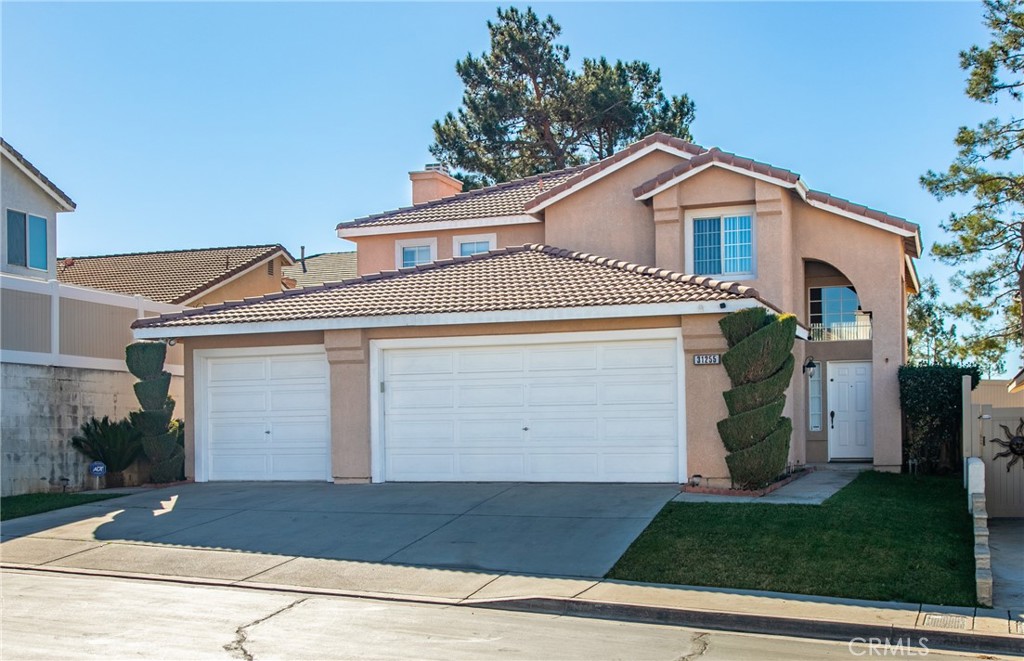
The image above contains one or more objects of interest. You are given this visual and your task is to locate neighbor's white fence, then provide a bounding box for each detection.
[0,273,184,374]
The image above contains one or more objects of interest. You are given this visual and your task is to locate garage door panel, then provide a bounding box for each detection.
[389,453,454,477]
[602,452,677,479]
[527,383,598,406]
[209,390,268,414]
[605,416,676,443]
[457,349,524,374]
[210,454,268,477]
[204,350,329,481]
[389,385,454,410]
[382,337,681,483]
[387,420,454,446]
[601,380,676,405]
[527,346,598,372]
[209,359,266,383]
[269,356,327,380]
[459,453,526,476]
[388,351,454,376]
[458,419,526,444]
[602,344,676,369]
[458,384,524,407]
[269,389,329,412]
[529,453,599,477]
[528,418,597,442]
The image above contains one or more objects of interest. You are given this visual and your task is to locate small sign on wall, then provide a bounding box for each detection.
[693,354,721,366]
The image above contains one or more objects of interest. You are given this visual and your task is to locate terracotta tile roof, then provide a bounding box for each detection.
[632,147,801,198]
[525,133,705,210]
[1,138,76,211]
[632,147,922,257]
[282,252,357,288]
[338,165,589,230]
[134,244,766,330]
[58,244,293,304]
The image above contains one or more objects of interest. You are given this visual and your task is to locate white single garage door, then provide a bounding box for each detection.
[381,334,681,482]
[200,348,330,481]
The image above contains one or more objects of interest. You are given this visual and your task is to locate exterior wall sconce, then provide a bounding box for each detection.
[802,356,819,378]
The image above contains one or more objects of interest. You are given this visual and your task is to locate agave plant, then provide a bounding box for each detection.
[70,416,143,487]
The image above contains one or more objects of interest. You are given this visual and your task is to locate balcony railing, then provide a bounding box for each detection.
[809,318,872,342]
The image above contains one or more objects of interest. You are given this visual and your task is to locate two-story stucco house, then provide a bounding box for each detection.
[133,133,921,486]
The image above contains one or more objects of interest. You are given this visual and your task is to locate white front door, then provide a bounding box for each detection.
[378,333,682,482]
[199,347,331,481]
[827,361,873,460]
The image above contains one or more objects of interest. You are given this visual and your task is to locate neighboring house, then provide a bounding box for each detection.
[133,133,921,487]
[58,244,295,307]
[281,251,357,288]
[0,140,184,495]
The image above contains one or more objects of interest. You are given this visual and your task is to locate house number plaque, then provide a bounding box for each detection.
[693,354,721,365]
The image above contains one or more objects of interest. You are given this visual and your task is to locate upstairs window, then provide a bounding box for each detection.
[689,211,753,277]
[401,246,432,268]
[6,210,47,270]
[453,233,496,258]
[809,286,871,341]
[395,238,437,269]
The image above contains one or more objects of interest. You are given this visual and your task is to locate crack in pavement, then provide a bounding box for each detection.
[224,598,308,661]
[678,631,710,661]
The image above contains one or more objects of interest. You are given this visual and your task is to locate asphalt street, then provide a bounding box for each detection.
[0,570,1002,661]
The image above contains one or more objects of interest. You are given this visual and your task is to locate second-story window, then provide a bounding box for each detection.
[395,238,437,268]
[453,233,496,258]
[6,209,47,270]
[401,245,432,268]
[809,286,871,340]
[689,211,754,277]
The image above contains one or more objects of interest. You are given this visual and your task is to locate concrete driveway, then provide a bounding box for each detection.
[0,482,678,578]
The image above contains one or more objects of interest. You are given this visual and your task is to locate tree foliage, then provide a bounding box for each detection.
[921,0,1024,369]
[430,7,695,186]
[898,364,981,474]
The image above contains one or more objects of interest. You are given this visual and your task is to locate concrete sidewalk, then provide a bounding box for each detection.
[3,534,1021,656]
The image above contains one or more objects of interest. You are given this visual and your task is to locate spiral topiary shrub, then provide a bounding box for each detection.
[127,341,183,483]
[717,308,797,488]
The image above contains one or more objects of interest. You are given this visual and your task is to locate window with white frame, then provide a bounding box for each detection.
[808,286,870,341]
[395,238,437,268]
[6,209,47,270]
[687,210,754,277]
[808,368,823,432]
[453,233,496,258]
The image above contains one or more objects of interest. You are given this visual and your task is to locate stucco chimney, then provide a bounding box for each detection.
[410,164,463,205]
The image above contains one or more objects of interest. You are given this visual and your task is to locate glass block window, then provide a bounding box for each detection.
[692,214,752,276]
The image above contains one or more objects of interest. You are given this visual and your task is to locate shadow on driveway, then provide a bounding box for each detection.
[0,482,678,578]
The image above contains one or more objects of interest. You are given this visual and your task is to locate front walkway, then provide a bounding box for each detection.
[672,465,865,505]
[989,518,1024,609]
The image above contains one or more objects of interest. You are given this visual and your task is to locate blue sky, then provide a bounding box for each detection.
[2,1,992,290]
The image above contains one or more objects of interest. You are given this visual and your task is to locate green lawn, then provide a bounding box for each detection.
[1,492,126,521]
[609,472,976,606]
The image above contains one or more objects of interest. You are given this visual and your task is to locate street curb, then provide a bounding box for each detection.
[4,564,1019,656]
[465,597,1024,657]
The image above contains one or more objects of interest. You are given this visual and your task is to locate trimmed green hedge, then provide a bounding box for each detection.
[724,355,795,416]
[717,309,796,489]
[133,372,171,411]
[720,307,773,348]
[717,397,787,453]
[722,315,798,386]
[126,341,166,380]
[898,364,981,474]
[724,418,792,488]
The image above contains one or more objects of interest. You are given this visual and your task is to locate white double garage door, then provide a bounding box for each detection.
[197,331,684,483]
